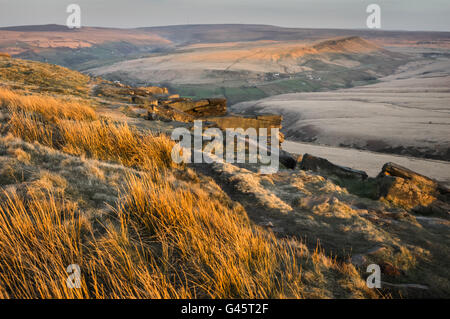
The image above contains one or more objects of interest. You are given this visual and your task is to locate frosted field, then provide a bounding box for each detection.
[233,57,450,162]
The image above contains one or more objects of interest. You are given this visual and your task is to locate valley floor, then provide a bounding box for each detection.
[233,51,450,163]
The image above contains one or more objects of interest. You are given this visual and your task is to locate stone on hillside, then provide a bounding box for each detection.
[131,95,158,106]
[376,162,440,211]
[207,114,282,131]
[137,86,169,95]
[378,162,436,185]
[95,84,169,102]
[130,107,148,118]
[411,200,450,217]
[279,150,299,169]
[147,104,195,123]
[299,153,368,180]
[164,98,196,112]
[184,98,227,117]
[166,98,227,118]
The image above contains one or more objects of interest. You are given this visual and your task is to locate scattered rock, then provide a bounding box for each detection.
[412,200,450,218]
[376,162,449,214]
[148,104,195,123]
[299,153,368,180]
[131,95,158,106]
[378,162,436,184]
[130,107,148,117]
[279,150,298,169]
[207,114,282,132]
[205,114,284,143]
[184,98,227,117]
[136,86,169,96]
[164,98,195,112]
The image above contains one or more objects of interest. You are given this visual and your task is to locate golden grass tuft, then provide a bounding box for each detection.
[0,87,96,122]
[0,187,88,298]
[3,88,175,171]
[0,172,374,298]
[58,120,175,170]
[116,173,309,298]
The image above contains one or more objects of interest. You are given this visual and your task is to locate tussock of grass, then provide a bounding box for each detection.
[0,187,89,298]
[118,174,307,298]
[9,114,175,171]
[58,120,175,171]
[3,88,175,171]
[0,87,96,122]
[0,172,374,298]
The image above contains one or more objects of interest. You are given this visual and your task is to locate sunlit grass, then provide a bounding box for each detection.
[0,87,375,299]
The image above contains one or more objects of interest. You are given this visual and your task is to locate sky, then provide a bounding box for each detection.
[1,0,449,32]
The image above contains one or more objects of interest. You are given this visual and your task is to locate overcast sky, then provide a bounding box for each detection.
[1,0,449,31]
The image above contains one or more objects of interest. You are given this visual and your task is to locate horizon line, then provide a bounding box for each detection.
[1,23,449,34]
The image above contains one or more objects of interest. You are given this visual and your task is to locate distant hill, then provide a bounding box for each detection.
[138,24,450,46]
[0,24,449,70]
[88,36,406,104]
[0,24,172,67]
[0,24,75,32]
[1,24,448,103]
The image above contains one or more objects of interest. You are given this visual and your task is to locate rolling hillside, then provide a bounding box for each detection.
[88,36,406,103]
[0,50,449,298]
[1,24,449,104]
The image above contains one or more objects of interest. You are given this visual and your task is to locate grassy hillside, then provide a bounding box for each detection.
[0,56,382,298]
[0,56,448,299]
[91,37,406,104]
[0,55,90,95]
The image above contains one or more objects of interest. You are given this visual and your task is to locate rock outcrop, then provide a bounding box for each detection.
[147,104,195,123]
[96,82,283,142]
[131,95,158,106]
[376,162,449,217]
[136,86,169,96]
[94,83,168,102]
[207,115,281,130]
[299,153,368,180]
[164,98,227,117]
[279,150,299,169]
[183,98,227,118]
